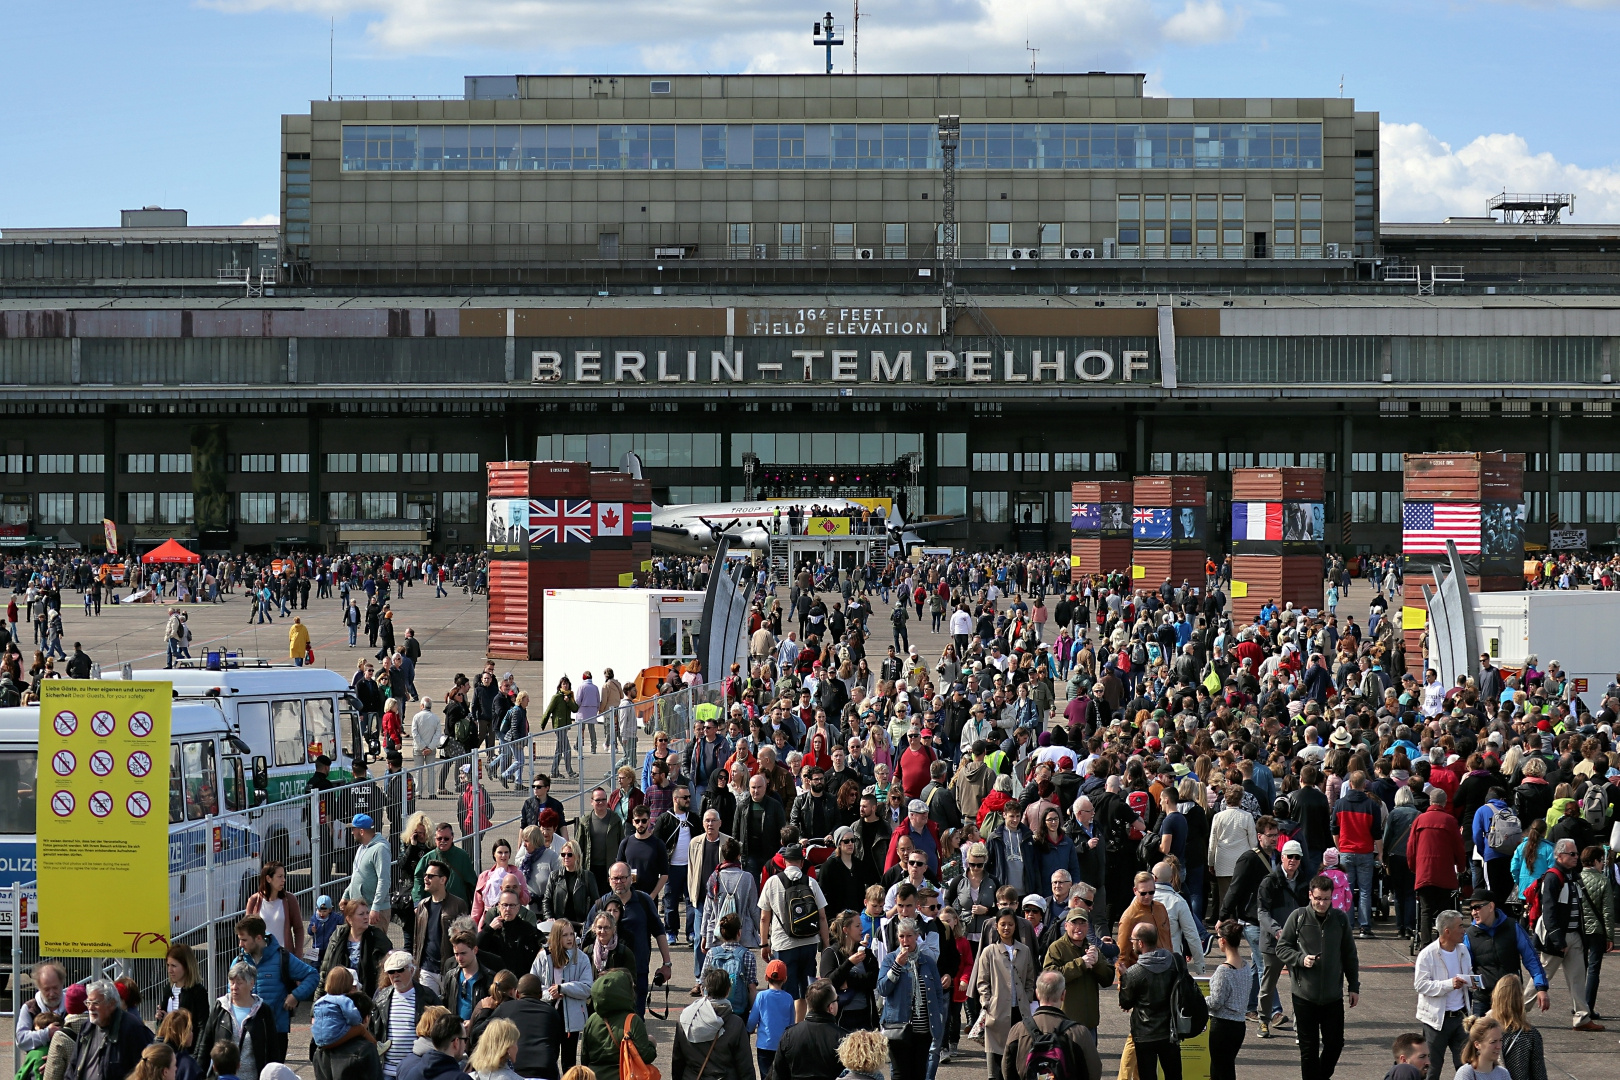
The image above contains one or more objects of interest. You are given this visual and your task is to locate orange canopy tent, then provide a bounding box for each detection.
[140,538,201,565]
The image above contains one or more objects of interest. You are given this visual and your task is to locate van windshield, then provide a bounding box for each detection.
[0,752,38,834]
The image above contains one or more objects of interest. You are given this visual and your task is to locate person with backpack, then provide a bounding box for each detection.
[758,843,829,1023]
[1471,787,1522,907]
[1531,838,1604,1031]
[1116,923,1182,1080]
[998,969,1100,1080]
[697,913,757,1020]
[1275,876,1361,1080]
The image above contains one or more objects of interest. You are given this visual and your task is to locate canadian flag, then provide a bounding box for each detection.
[597,502,627,537]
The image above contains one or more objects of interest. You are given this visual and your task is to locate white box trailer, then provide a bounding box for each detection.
[542,589,707,688]
[1472,590,1620,711]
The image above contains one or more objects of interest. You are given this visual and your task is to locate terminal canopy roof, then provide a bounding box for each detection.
[140,538,200,564]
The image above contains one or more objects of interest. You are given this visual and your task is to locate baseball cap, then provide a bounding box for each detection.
[1281,840,1304,857]
[314,754,332,767]
[909,799,928,814]
[352,814,375,830]
[316,894,333,911]
[765,959,788,983]
[1021,894,1048,913]
[1064,908,1090,924]
[383,950,414,973]
[1468,895,1495,910]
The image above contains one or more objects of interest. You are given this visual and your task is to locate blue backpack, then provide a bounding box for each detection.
[706,942,751,1015]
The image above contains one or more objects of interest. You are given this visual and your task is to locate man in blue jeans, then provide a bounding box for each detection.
[1330,768,1386,939]
[758,843,830,1023]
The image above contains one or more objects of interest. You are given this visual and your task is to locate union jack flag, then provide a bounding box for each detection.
[1132,508,1156,524]
[528,499,594,544]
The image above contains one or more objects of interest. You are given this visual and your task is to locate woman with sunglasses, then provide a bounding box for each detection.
[819,909,877,1032]
[542,841,600,932]
[819,826,875,917]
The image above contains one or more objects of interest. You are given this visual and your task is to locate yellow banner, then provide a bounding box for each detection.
[1131,564,1145,579]
[1230,580,1249,598]
[618,572,635,587]
[38,682,172,957]
[806,516,851,536]
[1404,606,1427,630]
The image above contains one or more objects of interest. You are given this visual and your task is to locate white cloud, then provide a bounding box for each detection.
[205,0,1241,70]
[240,213,280,225]
[1380,121,1620,222]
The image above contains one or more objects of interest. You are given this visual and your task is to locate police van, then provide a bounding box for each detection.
[0,668,375,974]
[0,700,260,976]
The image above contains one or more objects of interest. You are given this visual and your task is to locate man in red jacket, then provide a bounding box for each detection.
[1407,788,1468,949]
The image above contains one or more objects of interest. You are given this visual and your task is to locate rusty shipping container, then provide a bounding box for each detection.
[1133,550,1208,589]
[1230,468,1326,502]
[1071,538,1134,576]
[1230,556,1323,624]
[1132,475,1207,508]
[1403,452,1525,503]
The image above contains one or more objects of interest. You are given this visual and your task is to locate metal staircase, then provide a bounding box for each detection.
[769,536,790,586]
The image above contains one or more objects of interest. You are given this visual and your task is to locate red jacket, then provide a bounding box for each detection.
[1427,765,1461,819]
[1409,806,1468,891]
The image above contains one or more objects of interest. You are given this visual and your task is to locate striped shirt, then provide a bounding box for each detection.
[384,987,415,1077]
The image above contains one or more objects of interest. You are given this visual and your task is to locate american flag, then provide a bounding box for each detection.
[1402,501,1481,553]
[528,499,594,544]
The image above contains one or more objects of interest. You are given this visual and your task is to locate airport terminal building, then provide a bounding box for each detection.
[0,72,1617,554]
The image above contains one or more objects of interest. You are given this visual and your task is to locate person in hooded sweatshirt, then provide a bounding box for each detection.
[671,967,755,1080]
[580,971,655,1080]
[397,1011,471,1080]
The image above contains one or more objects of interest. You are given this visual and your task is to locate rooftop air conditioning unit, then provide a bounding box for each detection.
[1065,247,1096,260]
[1325,243,1340,259]
[1010,247,1039,260]
[856,247,875,260]
[753,243,768,259]
[1102,239,1117,258]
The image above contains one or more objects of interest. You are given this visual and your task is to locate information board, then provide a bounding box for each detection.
[37,682,171,956]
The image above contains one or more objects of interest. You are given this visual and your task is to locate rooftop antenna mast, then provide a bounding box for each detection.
[1026,39,1038,83]
[852,0,859,73]
[329,17,334,99]
[937,114,961,329]
[812,11,844,75]
[1338,74,1344,98]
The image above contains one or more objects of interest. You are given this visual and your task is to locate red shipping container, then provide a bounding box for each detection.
[1132,550,1208,590]
[1071,538,1133,576]
[1230,468,1326,502]
[1133,476,1206,508]
[1230,556,1323,624]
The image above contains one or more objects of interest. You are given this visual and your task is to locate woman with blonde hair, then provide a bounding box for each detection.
[531,919,594,1069]
[1487,974,1546,1080]
[834,1029,888,1080]
[469,1017,524,1080]
[1455,1015,1509,1080]
[128,1043,176,1080]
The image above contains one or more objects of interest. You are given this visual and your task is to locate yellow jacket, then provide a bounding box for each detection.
[288,621,311,658]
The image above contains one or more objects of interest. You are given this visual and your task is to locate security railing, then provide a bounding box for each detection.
[4,678,728,1069]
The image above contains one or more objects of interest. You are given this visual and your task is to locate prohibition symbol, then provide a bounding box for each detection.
[90,711,116,738]
[51,750,76,776]
[127,751,153,778]
[50,791,75,817]
[52,711,77,737]
[128,712,154,738]
[88,791,114,818]
[89,750,115,777]
[126,791,152,818]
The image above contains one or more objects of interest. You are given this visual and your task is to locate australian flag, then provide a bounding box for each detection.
[1133,507,1171,548]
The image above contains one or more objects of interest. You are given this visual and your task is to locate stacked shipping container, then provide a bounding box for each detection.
[1228,467,1326,624]
[1131,475,1209,590]
[1399,453,1526,663]
[1069,481,1134,577]
[485,461,652,660]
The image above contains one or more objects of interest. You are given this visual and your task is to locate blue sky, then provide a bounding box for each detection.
[6,0,1620,228]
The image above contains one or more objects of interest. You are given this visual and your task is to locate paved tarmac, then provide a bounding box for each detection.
[12,576,1620,1079]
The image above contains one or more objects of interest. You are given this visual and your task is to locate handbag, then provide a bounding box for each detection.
[618,1015,660,1080]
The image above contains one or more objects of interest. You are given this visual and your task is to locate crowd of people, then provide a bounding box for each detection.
[15,546,1620,1080]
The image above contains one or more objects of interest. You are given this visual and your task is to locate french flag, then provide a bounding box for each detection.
[1232,501,1282,541]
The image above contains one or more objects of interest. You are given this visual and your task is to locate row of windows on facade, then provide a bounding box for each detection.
[339,122,1326,173]
[0,453,480,476]
[1351,453,1605,473]
[8,491,481,527]
[613,195,1327,261]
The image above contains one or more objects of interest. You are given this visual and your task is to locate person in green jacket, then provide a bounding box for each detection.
[413,821,477,905]
[1042,908,1114,1033]
[544,678,581,780]
[581,969,656,1080]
